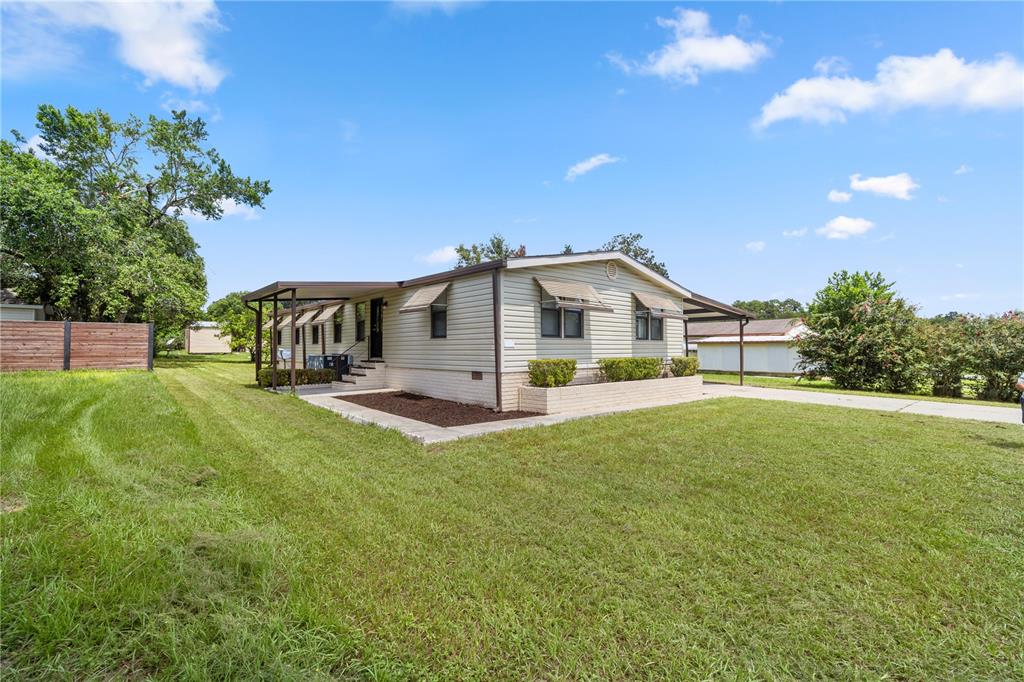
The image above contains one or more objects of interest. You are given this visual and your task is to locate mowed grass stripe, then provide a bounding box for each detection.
[1,354,1022,679]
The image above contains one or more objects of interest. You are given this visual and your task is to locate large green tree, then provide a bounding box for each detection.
[207,291,258,360]
[797,271,926,392]
[1,105,270,340]
[732,298,806,319]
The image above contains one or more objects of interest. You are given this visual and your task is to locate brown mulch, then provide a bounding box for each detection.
[336,391,539,427]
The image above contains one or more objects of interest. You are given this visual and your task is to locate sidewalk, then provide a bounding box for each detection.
[703,384,1022,425]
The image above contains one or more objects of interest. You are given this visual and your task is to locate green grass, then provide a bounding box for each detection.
[2,354,1022,679]
[703,372,1018,408]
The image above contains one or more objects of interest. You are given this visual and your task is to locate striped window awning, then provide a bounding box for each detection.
[535,277,613,311]
[262,311,289,329]
[312,303,342,323]
[634,291,686,319]
[399,282,449,313]
[293,309,321,326]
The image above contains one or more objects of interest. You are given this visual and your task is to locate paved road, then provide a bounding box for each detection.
[703,384,1022,425]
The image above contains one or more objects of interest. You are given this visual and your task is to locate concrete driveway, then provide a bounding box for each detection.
[703,384,1022,425]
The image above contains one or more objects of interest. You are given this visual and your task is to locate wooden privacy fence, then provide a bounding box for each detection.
[0,321,153,372]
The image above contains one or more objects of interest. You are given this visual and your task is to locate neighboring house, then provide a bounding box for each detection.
[691,318,807,376]
[245,251,750,410]
[0,289,45,321]
[186,321,232,354]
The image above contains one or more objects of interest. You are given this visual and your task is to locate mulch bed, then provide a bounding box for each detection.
[336,391,539,427]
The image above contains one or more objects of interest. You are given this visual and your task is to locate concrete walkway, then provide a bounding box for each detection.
[301,389,711,444]
[703,384,1022,425]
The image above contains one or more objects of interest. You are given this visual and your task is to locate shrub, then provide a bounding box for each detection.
[597,357,663,382]
[528,359,577,387]
[670,356,699,377]
[797,271,926,393]
[969,312,1024,401]
[257,368,335,388]
[923,317,972,397]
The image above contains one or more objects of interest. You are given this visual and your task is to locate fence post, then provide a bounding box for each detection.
[147,323,154,370]
[63,321,71,371]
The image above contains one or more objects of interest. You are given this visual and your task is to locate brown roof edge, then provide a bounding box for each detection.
[398,258,506,287]
[685,292,756,319]
[243,281,399,302]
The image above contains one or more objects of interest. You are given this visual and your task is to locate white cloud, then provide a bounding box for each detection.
[745,240,766,253]
[5,1,225,92]
[417,245,458,264]
[19,134,51,160]
[849,172,919,200]
[937,195,950,203]
[615,88,627,96]
[954,163,973,175]
[160,93,222,122]
[827,189,852,203]
[940,292,978,301]
[339,118,359,143]
[816,216,875,240]
[814,56,850,77]
[218,199,259,221]
[782,227,808,238]
[955,263,965,269]
[608,8,770,85]
[757,49,1024,128]
[391,1,480,16]
[565,153,620,182]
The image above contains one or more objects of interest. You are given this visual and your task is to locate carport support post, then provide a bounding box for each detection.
[255,302,263,381]
[739,317,749,386]
[271,295,279,391]
[683,318,689,357]
[290,289,297,394]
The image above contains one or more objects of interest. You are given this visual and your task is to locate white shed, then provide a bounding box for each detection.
[186,322,232,354]
[692,318,806,376]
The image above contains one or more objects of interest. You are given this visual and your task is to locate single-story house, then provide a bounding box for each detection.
[690,318,807,376]
[243,251,752,410]
[186,321,232,354]
[0,289,45,321]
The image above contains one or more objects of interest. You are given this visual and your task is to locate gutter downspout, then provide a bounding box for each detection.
[492,264,504,412]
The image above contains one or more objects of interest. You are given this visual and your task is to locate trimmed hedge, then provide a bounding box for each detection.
[670,356,699,377]
[597,357,663,382]
[528,359,577,388]
[257,368,335,388]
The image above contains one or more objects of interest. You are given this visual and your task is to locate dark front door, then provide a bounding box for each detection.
[369,297,384,358]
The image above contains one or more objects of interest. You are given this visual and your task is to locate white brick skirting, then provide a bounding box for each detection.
[519,375,703,414]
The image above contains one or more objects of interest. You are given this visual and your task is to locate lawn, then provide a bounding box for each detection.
[2,354,1022,679]
[703,372,1019,408]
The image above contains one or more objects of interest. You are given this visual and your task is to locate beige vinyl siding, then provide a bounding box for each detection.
[382,272,494,371]
[500,260,686,375]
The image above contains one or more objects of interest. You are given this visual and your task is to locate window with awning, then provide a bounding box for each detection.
[632,291,686,319]
[312,303,342,324]
[293,308,321,327]
[399,282,450,313]
[534,277,612,311]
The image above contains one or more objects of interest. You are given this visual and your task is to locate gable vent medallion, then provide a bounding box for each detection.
[606,261,618,280]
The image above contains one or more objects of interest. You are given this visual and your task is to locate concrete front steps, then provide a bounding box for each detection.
[331,359,387,392]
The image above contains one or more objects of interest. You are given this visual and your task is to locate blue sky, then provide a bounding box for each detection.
[3,1,1022,315]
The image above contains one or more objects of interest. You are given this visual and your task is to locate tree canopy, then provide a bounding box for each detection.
[1,105,271,341]
[797,271,925,392]
[454,234,526,267]
[600,233,669,277]
[732,298,806,319]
